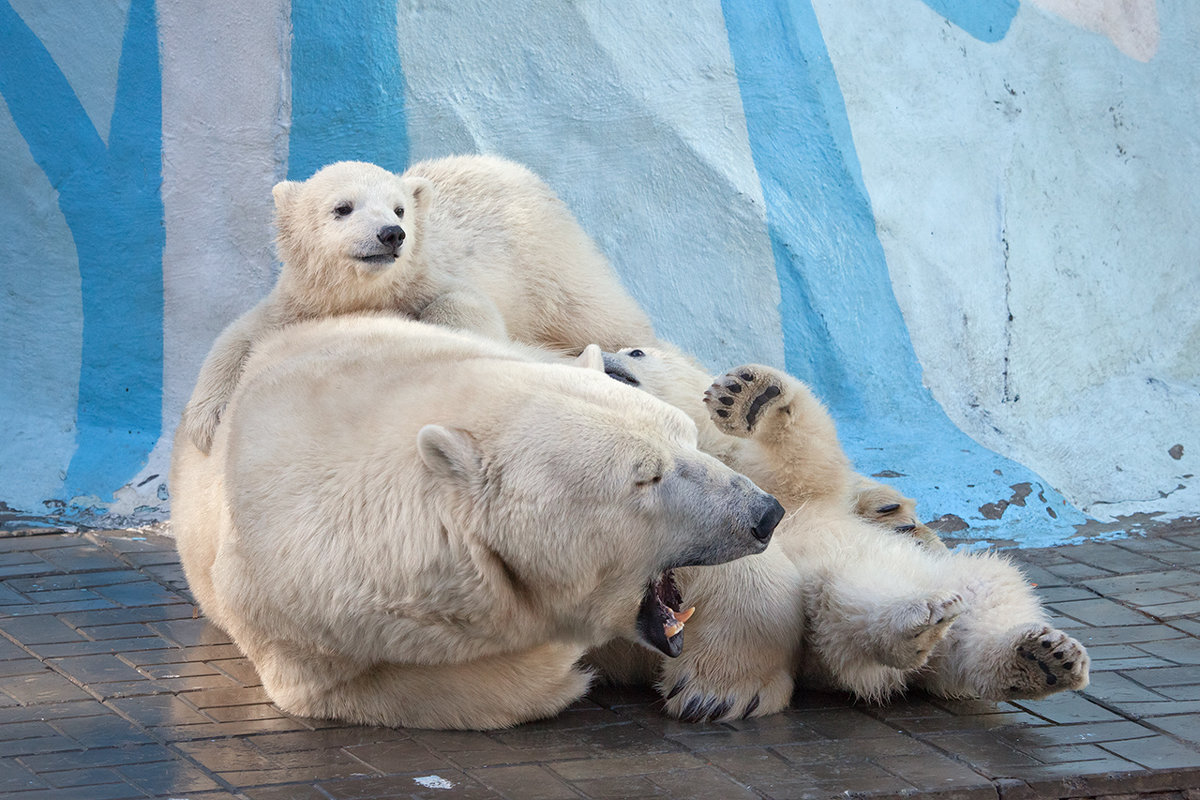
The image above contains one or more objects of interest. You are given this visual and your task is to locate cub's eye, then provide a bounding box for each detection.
[627,349,645,358]
[635,474,663,489]
[394,206,404,219]
[334,203,353,217]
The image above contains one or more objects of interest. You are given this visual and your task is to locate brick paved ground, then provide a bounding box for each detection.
[0,524,1197,799]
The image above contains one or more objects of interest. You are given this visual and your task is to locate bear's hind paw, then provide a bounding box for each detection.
[996,626,1090,700]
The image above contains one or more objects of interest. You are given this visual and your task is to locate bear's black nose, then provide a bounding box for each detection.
[752,497,785,542]
[377,225,405,249]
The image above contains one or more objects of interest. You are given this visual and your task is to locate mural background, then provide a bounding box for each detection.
[1,0,1196,546]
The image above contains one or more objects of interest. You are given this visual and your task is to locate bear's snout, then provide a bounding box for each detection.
[752,496,785,543]
[377,225,405,251]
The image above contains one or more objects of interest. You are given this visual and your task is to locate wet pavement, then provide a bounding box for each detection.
[0,524,1198,799]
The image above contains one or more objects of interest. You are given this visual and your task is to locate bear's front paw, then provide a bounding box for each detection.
[878,591,965,671]
[995,626,1090,700]
[658,650,794,723]
[704,365,791,439]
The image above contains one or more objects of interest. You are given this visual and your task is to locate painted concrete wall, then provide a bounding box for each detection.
[1,0,1196,546]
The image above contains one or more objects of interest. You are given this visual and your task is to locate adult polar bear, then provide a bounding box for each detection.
[169,315,784,730]
[180,156,656,454]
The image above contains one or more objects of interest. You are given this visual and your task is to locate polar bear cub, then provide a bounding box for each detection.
[181,155,655,453]
[169,316,783,730]
[591,346,1089,720]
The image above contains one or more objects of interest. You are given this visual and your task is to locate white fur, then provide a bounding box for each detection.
[181,155,655,453]
[590,347,1089,719]
[170,316,779,730]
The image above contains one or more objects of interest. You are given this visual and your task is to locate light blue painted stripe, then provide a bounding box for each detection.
[0,0,163,508]
[918,0,1019,44]
[289,0,410,179]
[721,0,1087,545]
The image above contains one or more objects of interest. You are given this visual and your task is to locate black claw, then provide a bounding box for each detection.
[709,699,733,721]
[680,695,709,722]
[743,694,761,718]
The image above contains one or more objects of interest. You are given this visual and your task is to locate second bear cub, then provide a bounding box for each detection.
[181,156,655,453]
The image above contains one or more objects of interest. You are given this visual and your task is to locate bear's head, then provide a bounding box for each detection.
[272,161,433,313]
[415,366,784,658]
[596,344,714,420]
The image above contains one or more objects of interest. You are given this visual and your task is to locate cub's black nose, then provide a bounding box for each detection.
[753,497,785,542]
[377,225,405,248]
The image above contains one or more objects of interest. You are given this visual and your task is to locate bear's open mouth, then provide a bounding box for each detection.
[636,570,695,658]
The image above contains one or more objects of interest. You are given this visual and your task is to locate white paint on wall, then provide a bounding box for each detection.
[396,0,784,370]
[1029,0,1159,62]
[812,0,1200,523]
[112,0,292,516]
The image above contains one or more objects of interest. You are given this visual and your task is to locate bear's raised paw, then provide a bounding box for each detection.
[704,365,791,439]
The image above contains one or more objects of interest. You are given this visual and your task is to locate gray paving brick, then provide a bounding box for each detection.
[471,763,596,800]
[1050,597,1157,626]
[1102,736,1200,769]
[0,526,1197,800]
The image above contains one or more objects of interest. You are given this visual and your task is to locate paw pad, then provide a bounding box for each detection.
[704,365,789,437]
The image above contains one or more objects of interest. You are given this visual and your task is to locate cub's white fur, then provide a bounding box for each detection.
[181,155,654,453]
[588,346,1089,720]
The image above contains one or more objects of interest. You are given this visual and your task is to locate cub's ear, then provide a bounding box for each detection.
[272,180,299,211]
[417,425,482,486]
[574,344,605,372]
[405,176,435,216]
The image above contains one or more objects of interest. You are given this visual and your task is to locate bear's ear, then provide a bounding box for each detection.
[272,180,299,211]
[574,344,605,372]
[417,425,482,486]
[405,176,435,216]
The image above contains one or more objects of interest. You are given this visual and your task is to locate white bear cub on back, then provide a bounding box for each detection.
[181,156,655,453]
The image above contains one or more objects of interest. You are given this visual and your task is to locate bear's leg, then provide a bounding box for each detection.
[657,546,804,722]
[799,544,964,701]
[258,641,591,730]
[703,364,853,509]
[915,553,1089,701]
[180,301,275,454]
[419,288,510,341]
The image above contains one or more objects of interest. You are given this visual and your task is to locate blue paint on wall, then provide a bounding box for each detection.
[0,0,163,508]
[721,0,1087,544]
[289,0,410,179]
[918,0,1019,44]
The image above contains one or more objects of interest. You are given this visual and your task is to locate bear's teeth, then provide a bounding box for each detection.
[673,606,696,624]
[664,620,685,638]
